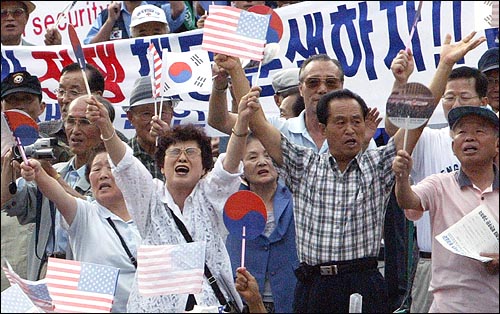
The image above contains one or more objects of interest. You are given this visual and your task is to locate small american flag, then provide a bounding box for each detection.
[161,50,212,96]
[202,5,270,61]
[148,43,163,98]
[1,284,45,313]
[2,259,53,312]
[137,241,206,296]
[45,258,119,313]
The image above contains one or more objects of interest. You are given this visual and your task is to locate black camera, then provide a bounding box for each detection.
[12,137,58,162]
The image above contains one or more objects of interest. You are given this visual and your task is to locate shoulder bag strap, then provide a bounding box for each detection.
[106,217,137,268]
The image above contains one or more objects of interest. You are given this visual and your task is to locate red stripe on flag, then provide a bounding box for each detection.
[202,5,268,61]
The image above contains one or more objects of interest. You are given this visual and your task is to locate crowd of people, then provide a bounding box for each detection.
[1,1,499,313]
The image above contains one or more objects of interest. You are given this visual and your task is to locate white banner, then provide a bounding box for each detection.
[3,1,499,139]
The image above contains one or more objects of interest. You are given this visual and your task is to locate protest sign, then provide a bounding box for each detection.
[2,1,498,138]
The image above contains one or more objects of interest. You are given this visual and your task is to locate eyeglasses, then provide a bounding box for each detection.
[303,77,342,89]
[165,147,201,159]
[131,109,173,121]
[65,117,93,127]
[487,78,499,87]
[56,88,85,98]
[1,8,26,18]
[441,94,480,104]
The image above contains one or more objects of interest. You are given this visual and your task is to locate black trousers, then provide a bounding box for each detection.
[293,267,388,313]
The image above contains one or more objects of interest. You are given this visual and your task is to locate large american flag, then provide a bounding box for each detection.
[202,5,270,61]
[137,241,206,296]
[2,259,53,312]
[45,258,119,313]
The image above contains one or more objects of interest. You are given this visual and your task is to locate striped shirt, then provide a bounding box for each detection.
[277,134,397,265]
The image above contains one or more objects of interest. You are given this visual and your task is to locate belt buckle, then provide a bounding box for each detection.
[320,265,338,275]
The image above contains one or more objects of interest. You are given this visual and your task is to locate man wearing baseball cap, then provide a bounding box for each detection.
[129,4,170,37]
[1,69,43,292]
[84,1,186,45]
[124,76,176,180]
[478,47,499,113]
[393,105,499,313]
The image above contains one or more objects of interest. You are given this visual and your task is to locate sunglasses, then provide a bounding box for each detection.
[303,77,342,89]
[1,8,26,18]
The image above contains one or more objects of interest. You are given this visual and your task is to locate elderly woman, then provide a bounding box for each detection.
[85,94,249,312]
[19,145,141,313]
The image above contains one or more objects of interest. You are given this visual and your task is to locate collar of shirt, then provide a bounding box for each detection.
[457,163,499,190]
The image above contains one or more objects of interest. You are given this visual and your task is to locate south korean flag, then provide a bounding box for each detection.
[161,50,213,97]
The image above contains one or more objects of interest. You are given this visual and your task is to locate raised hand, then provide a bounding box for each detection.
[44,26,62,45]
[238,86,262,123]
[391,49,414,87]
[364,107,382,147]
[214,53,242,74]
[392,150,413,180]
[149,115,170,138]
[439,31,486,67]
[85,95,113,132]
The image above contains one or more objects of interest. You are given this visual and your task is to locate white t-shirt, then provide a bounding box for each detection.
[411,126,459,252]
[65,199,141,313]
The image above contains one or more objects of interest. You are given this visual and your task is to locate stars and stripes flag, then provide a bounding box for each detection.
[137,241,206,296]
[1,259,53,312]
[45,258,119,313]
[202,5,270,61]
[1,284,44,313]
[148,43,163,98]
[161,50,212,96]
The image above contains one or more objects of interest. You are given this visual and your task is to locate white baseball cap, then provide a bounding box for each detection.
[130,4,168,29]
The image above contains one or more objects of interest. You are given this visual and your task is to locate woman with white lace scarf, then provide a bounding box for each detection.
[85,94,249,312]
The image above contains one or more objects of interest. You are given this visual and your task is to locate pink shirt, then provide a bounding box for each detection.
[413,169,499,313]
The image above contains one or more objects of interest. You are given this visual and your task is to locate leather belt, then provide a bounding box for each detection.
[295,257,378,281]
[419,251,432,259]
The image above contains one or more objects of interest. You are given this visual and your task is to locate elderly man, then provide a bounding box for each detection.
[1,1,62,46]
[124,76,175,180]
[478,47,499,113]
[208,53,379,153]
[129,3,170,37]
[84,1,185,44]
[1,1,36,45]
[392,106,499,313]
